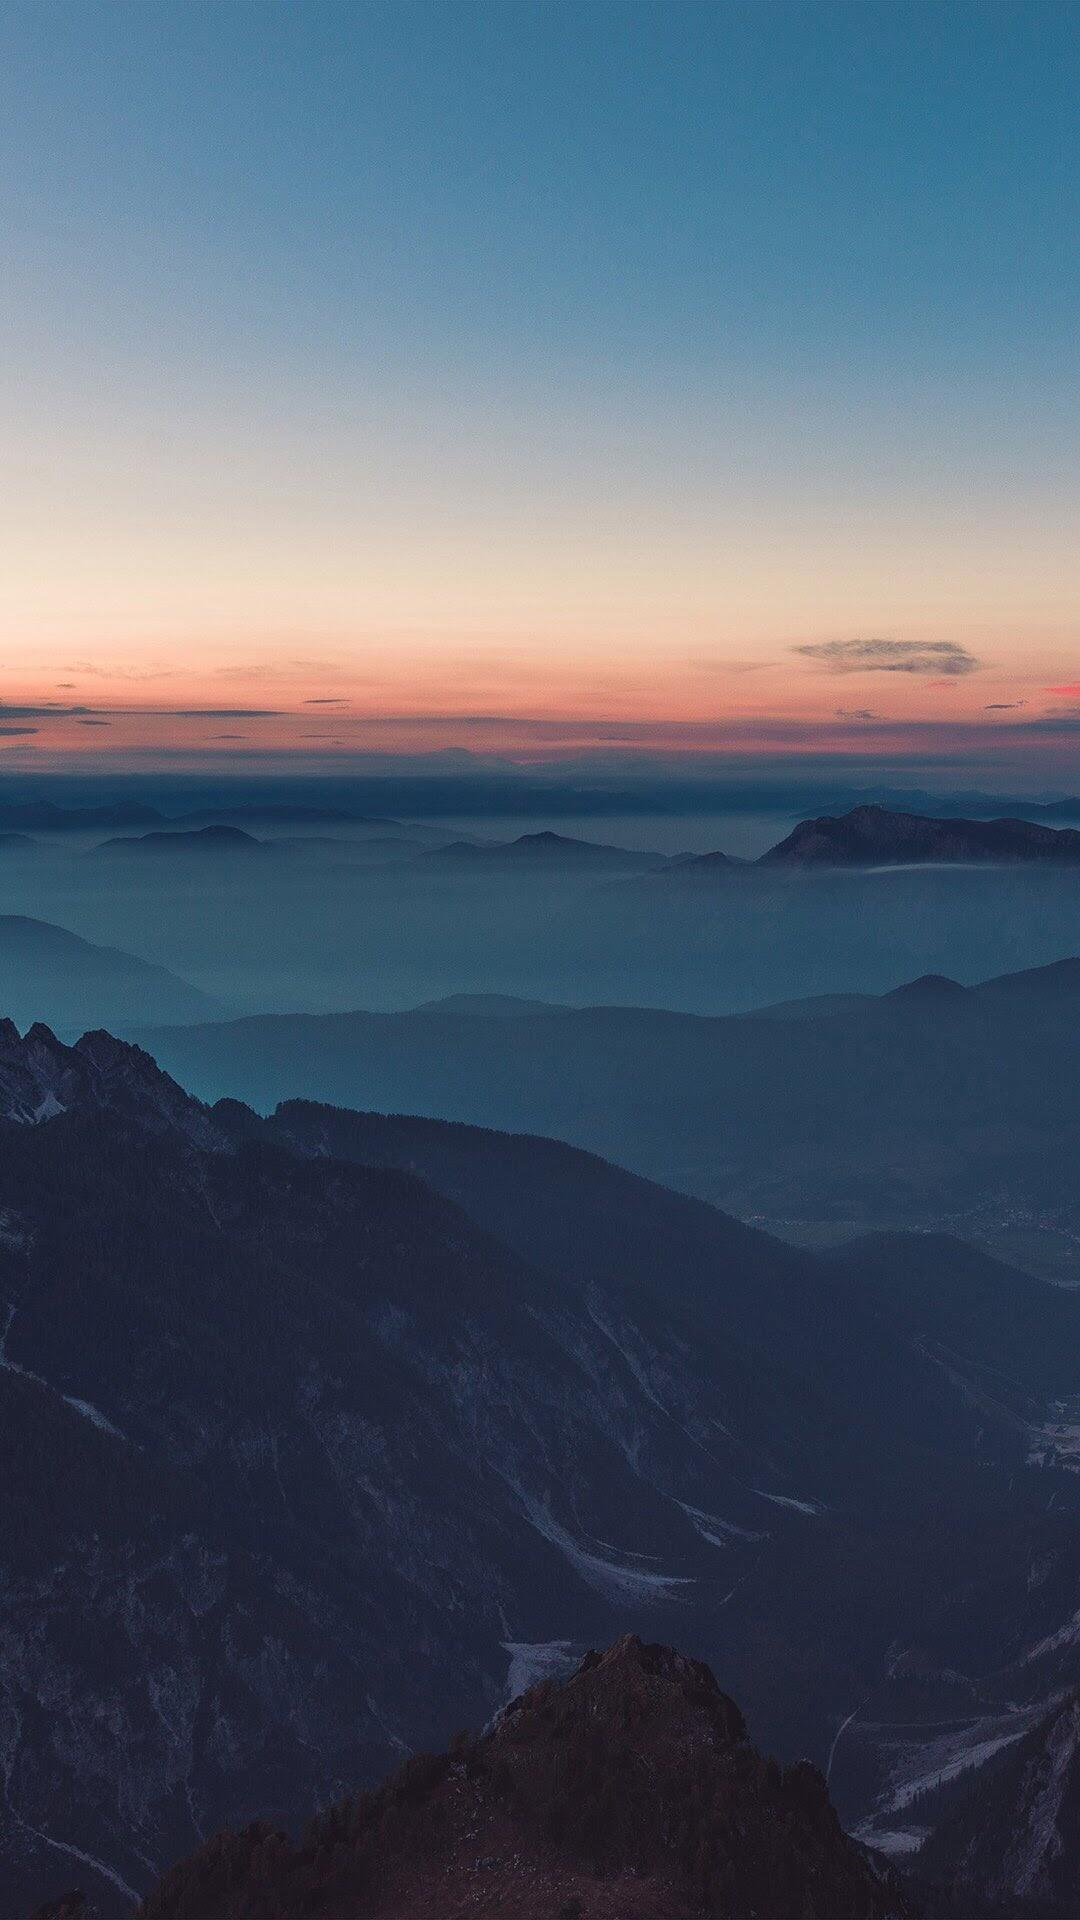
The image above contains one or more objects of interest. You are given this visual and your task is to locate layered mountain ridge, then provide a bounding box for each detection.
[139,952,1080,1278]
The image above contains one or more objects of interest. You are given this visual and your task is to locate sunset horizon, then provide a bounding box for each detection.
[3,3,1076,788]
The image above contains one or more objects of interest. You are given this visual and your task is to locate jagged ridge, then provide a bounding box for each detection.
[0,1019,226,1147]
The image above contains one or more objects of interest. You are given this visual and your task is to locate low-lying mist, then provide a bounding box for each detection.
[2,808,1080,1035]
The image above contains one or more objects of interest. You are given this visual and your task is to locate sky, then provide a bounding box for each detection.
[1,0,1078,783]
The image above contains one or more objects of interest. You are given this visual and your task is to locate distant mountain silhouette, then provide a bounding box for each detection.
[885,972,965,1002]
[760,804,1080,866]
[411,991,564,1016]
[666,846,741,873]
[138,1636,910,1920]
[95,825,268,856]
[427,830,669,871]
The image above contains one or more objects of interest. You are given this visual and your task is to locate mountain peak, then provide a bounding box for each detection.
[886,972,965,1001]
[140,1637,907,1919]
[516,1629,749,1744]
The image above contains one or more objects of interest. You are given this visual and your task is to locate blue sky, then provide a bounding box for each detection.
[1,1,1077,779]
[6,2,1077,373]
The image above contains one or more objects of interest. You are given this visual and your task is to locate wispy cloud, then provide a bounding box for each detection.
[834,707,881,721]
[984,701,1025,711]
[793,639,980,676]
[0,703,281,720]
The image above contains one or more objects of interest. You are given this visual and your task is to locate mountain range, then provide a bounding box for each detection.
[88,805,1080,870]
[4,1020,1080,1912]
[138,953,1080,1279]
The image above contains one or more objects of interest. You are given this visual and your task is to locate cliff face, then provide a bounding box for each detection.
[916,1692,1080,1910]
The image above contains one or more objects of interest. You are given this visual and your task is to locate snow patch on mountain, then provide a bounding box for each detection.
[753,1488,824,1516]
[501,1640,579,1701]
[871,1709,1042,1822]
[513,1488,693,1603]
[675,1500,766,1547]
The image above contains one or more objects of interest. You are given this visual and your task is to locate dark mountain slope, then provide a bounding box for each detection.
[4,1032,1080,1910]
[268,1102,1080,1790]
[138,1636,910,1920]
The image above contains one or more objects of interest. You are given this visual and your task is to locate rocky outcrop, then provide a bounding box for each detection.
[139,1636,911,1919]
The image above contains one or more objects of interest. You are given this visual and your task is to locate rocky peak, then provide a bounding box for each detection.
[139,1637,910,1918]
[0,1019,228,1148]
[506,1629,749,1750]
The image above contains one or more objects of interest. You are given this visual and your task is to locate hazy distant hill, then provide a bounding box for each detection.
[426,828,671,871]
[0,916,213,1030]
[95,824,269,856]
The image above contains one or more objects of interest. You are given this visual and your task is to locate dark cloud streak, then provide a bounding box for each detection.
[794,639,980,676]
